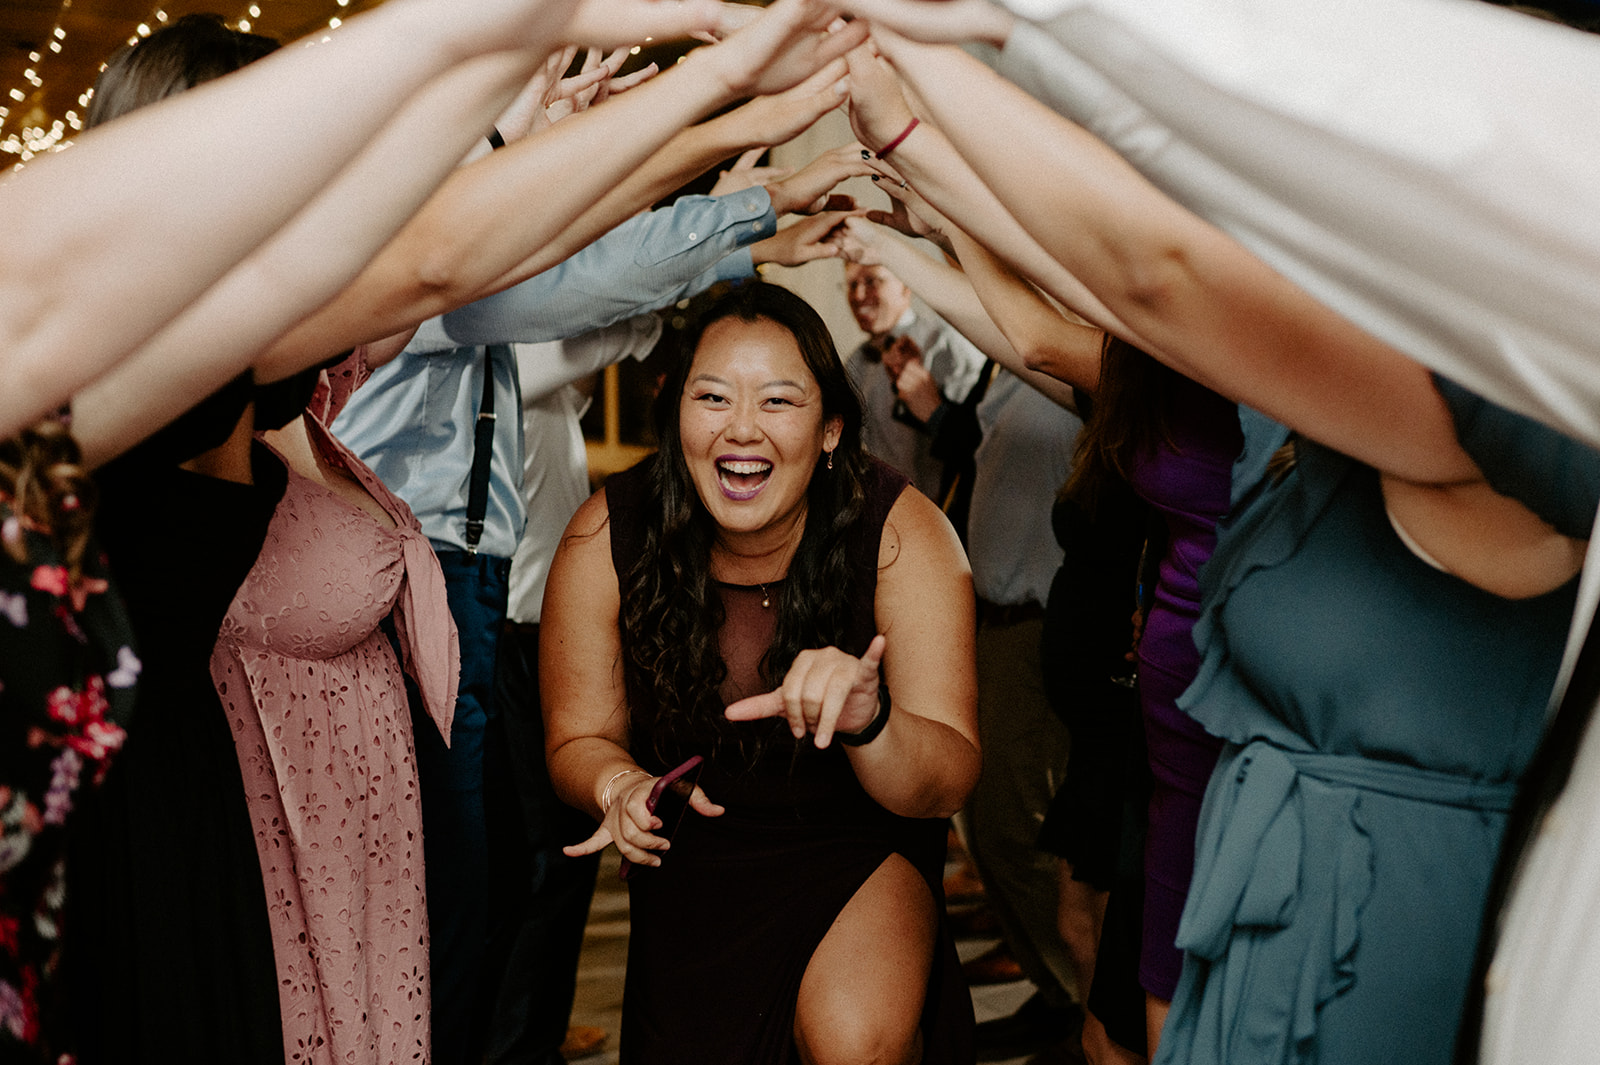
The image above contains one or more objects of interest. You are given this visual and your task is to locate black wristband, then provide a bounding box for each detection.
[838,683,891,747]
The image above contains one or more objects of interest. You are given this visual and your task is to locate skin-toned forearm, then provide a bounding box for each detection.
[0,0,569,440]
[948,228,1102,395]
[843,707,981,819]
[261,4,861,375]
[548,735,643,820]
[432,56,850,303]
[72,47,548,466]
[260,52,744,376]
[857,112,1131,340]
[863,223,1078,409]
[873,38,1479,484]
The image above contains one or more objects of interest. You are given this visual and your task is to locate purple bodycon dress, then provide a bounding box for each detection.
[1125,377,1241,999]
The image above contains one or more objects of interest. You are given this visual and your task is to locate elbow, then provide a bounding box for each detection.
[409,239,481,310]
[922,741,982,820]
[1108,237,1192,323]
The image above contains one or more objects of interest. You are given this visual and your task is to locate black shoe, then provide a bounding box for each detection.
[974,992,1084,1062]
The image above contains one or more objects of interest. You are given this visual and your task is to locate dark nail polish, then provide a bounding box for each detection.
[861,149,873,159]
[871,174,880,182]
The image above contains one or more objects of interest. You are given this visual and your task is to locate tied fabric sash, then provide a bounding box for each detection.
[302,411,459,743]
[393,534,458,742]
[1168,740,1517,1064]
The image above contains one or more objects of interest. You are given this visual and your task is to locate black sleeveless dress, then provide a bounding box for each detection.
[605,457,974,1064]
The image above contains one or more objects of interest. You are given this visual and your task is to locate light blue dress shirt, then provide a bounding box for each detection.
[333,190,775,559]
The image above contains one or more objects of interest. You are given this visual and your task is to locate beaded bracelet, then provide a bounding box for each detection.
[838,683,892,747]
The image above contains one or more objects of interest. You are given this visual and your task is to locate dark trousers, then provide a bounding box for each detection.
[482,621,603,1065]
[413,548,510,1065]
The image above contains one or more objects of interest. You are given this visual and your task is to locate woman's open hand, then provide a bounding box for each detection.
[725,634,888,748]
[564,770,725,867]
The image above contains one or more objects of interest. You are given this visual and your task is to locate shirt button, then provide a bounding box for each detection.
[689,232,698,241]
[745,199,758,211]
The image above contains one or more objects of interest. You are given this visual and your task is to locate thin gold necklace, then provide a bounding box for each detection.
[758,581,772,609]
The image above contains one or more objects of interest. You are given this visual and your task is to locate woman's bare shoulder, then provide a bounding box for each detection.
[878,485,971,578]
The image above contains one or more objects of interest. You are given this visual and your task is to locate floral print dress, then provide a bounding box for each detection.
[0,497,137,1064]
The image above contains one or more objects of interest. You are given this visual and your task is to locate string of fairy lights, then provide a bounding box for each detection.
[1,0,356,170]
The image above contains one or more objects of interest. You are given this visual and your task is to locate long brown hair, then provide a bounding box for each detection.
[1064,334,1182,512]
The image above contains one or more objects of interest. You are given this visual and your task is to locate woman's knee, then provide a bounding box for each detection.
[795,1009,923,1065]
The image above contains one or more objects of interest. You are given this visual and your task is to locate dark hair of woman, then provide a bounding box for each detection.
[0,417,98,579]
[617,281,869,764]
[1064,333,1182,514]
[87,13,279,130]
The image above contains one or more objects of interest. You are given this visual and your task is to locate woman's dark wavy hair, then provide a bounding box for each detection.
[619,281,868,764]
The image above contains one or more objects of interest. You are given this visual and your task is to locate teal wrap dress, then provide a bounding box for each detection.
[1154,389,1600,1065]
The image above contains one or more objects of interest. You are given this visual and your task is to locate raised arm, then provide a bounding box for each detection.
[0,0,622,439]
[725,488,980,818]
[68,47,555,465]
[258,0,866,378]
[945,227,1103,396]
[852,34,1479,486]
[841,46,1133,340]
[837,216,1082,409]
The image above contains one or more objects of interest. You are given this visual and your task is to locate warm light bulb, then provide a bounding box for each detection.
[136,23,151,36]
[53,27,65,39]
[329,16,341,27]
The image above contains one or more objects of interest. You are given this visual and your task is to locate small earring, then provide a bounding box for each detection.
[826,450,835,470]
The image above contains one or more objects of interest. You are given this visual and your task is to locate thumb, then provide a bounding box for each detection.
[732,146,766,172]
[859,633,887,679]
[688,785,726,818]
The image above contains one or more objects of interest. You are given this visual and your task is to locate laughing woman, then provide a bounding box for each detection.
[543,281,979,1064]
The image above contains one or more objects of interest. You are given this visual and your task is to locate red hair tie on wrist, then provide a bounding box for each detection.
[876,116,920,160]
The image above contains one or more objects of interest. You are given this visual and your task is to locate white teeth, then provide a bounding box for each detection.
[719,460,771,475]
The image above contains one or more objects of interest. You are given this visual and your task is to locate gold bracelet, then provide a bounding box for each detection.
[601,768,651,815]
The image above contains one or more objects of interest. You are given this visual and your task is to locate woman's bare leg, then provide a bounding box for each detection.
[795,854,936,1065]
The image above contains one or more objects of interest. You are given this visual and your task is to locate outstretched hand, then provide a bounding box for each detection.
[843,42,920,152]
[751,208,863,267]
[563,772,725,867]
[722,58,850,154]
[711,148,795,197]
[701,0,870,100]
[767,143,875,215]
[725,634,888,748]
